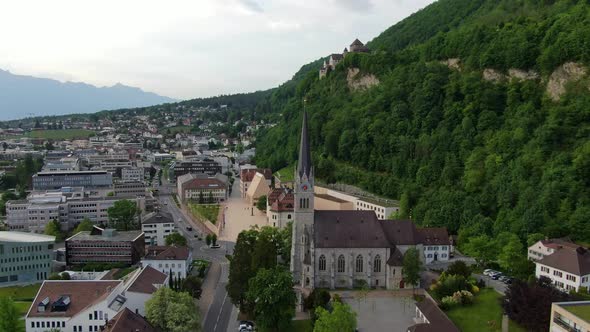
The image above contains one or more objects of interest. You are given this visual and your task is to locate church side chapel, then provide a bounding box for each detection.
[290,108,452,293]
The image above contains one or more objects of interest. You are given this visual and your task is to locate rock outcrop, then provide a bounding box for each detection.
[546,62,587,101]
[347,68,380,91]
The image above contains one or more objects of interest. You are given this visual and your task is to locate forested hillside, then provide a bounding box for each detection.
[255,0,590,270]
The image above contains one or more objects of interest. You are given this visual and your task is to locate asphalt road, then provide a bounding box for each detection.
[473,273,508,294]
[155,172,236,331]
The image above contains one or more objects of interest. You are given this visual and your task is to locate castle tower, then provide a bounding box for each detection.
[290,106,315,287]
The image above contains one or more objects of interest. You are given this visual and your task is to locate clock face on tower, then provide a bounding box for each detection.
[301,184,308,191]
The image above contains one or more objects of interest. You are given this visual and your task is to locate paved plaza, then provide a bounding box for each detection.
[219,179,268,242]
[340,291,416,332]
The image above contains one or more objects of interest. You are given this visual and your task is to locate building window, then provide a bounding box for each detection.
[355,255,363,273]
[373,255,381,273]
[319,255,326,271]
[337,255,345,273]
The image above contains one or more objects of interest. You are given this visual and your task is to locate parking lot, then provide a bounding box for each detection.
[473,270,510,294]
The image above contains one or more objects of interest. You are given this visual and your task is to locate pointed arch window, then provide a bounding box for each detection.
[373,255,382,273]
[337,255,345,273]
[356,255,363,273]
[319,255,326,271]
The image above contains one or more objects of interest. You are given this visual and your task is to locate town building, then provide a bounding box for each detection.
[141,210,175,246]
[0,232,55,287]
[528,238,579,261]
[33,170,113,190]
[114,181,147,197]
[141,246,192,279]
[535,246,590,292]
[408,298,460,332]
[239,168,272,198]
[176,173,228,203]
[65,226,145,266]
[6,189,145,232]
[550,301,590,332]
[25,266,167,332]
[245,171,271,204]
[170,158,222,180]
[43,157,80,172]
[314,186,399,219]
[121,167,144,182]
[102,308,158,332]
[266,188,294,229]
[290,110,451,295]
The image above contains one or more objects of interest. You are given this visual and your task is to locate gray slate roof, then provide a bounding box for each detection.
[314,211,390,248]
[538,247,590,276]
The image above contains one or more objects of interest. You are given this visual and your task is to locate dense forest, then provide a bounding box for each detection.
[254,0,590,265]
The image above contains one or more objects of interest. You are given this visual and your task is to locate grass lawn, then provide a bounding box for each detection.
[0,284,41,301]
[188,203,219,224]
[275,164,295,182]
[446,288,502,331]
[27,129,95,140]
[15,301,32,316]
[446,288,525,332]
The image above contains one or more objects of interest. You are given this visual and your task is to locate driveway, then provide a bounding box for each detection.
[472,273,508,295]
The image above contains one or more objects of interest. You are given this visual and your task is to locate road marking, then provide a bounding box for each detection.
[213,292,228,332]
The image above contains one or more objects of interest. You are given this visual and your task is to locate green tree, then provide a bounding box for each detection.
[211,234,217,246]
[44,219,63,241]
[446,260,471,278]
[74,218,94,234]
[227,230,258,314]
[182,275,203,299]
[145,287,200,332]
[402,247,423,293]
[527,233,545,247]
[256,195,267,211]
[498,235,524,274]
[463,235,497,266]
[165,232,188,247]
[205,234,212,246]
[107,199,138,230]
[246,267,296,332]
[198,191,204,204]
[251,226,278,270]
[0,297,23,332]
[313,301,357,332]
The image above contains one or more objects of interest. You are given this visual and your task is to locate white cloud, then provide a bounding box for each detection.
[0,0,435,100]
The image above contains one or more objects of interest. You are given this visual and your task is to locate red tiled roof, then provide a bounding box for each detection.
[270,190,294,212]
[240,168,272,182]
[27,280,121,318]
[126,266,168,294]
[103,308,159,332]
[418,227,451,245]
[540,238,579,250]
[144,246,190,260]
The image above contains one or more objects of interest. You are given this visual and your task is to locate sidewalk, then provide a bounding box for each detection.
[226,305,239,332]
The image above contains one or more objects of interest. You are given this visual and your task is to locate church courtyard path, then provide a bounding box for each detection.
[219,179,268,242]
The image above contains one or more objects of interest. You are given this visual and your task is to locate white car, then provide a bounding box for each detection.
[239,321,254,332]
[483,269,494,276]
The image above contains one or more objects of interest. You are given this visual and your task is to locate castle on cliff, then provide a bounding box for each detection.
[319,39,370,79]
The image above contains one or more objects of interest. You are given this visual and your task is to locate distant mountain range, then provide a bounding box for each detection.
[0,69,177,121]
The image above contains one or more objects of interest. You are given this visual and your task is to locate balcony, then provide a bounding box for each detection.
[553,316,581,332]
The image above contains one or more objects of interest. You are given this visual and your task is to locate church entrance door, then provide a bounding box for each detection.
[399,279,405,289]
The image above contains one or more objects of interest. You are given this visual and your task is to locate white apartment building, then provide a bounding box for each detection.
[6,190,144,232]
[535,246,590,292]
[0,232,55,287]
[141,211,175,246]
[121,167,144,182]
[528,238,579,261]
[314,186,400,220]
[141,246,192,279]
[176,173,228,203]
[26,266,167,332]
[85,152,129,167]
[550,301,590,332]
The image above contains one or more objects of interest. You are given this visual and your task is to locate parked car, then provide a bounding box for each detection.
[210,244,221,249]
[503,277,513,284]
[186,226,193,231]
[498,275,508,282]
[491,272,503,280]
[239,320,254,332]
[483,269,494,276]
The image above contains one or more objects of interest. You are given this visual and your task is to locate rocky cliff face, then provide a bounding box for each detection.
[347,68,380,91]
[546,62,587,101]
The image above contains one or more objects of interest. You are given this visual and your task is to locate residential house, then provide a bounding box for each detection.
[102,308,158,332]
[141,211,175,246]
[528,238,579,261]
[141,246,192,279]
[535,246,590,292]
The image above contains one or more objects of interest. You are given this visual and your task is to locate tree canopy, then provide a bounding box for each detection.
[313,301,357,332]
[0,297,24,332]
[145,287,200,332]
[402,247,423,290]
[73,218,94,234]
[107,199,139,231]
[246,267,296,332]
[165,232,188,247]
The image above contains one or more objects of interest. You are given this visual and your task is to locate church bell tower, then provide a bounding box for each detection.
[290,106,315,287]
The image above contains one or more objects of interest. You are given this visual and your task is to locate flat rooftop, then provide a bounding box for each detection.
[357,196,400,208]
[67,230,143,242]
[35,170,110,176]
[315,193,349,203]
[0,231,55,243]
[559,301,590,323]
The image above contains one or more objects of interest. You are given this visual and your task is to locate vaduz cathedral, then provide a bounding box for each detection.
[290,109,452,293]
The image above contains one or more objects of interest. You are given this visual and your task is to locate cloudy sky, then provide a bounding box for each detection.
[0,0,434,100]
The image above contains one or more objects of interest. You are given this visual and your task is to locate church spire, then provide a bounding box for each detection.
[297,106,312,178]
